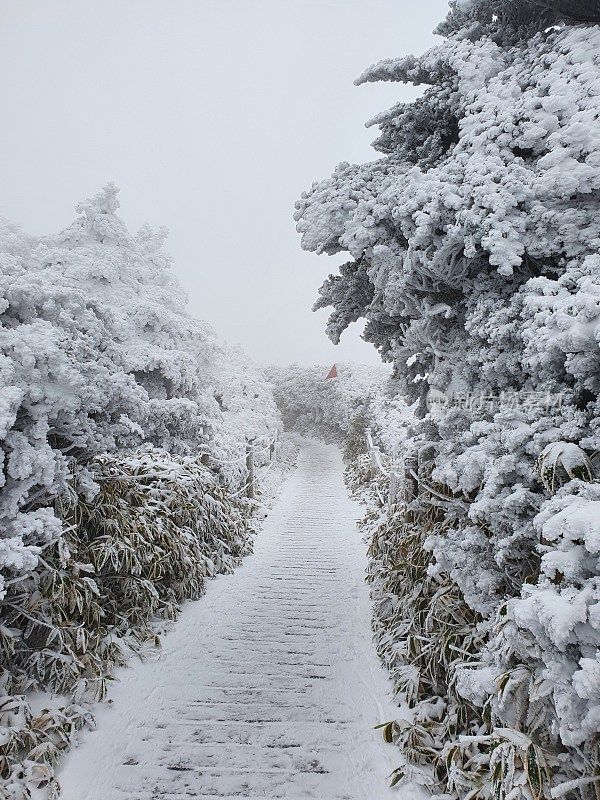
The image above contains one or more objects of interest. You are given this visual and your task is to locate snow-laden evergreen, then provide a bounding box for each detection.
[0,186,280,798]
[295,2,600,797]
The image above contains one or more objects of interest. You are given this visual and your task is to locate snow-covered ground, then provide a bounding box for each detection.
[57,439,419,800]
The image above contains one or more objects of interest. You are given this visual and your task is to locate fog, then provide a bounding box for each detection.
[0,0,448,366]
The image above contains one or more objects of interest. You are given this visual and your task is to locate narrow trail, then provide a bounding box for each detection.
[59,439,412,800]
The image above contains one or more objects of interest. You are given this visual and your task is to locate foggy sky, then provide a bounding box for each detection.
[0,0,448,367]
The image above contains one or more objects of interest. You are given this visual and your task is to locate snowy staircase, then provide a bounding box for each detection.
[58,440,405,800]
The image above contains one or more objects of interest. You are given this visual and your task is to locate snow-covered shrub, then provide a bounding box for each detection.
[2,449,250,796]
[295,2,600,796]
[2,186,206,601]
[367,507,488,793]
[0,187,279,797]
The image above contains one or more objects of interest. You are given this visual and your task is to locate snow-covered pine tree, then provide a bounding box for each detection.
[296,2,600,797]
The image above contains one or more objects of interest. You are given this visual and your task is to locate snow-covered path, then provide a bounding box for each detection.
[59,439,412,800]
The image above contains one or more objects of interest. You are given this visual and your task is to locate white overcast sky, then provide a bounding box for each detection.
[0,0,448,367]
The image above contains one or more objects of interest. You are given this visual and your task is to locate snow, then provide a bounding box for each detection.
[0,186,283,796]
[2,0,600,796]
[0,185,280,612]
[57,440,419,800]
[293,1,600,792]
[542,499,600,553]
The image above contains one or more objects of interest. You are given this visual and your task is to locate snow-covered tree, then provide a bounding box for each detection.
[0,186,279,797]
[296,2,600,796]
